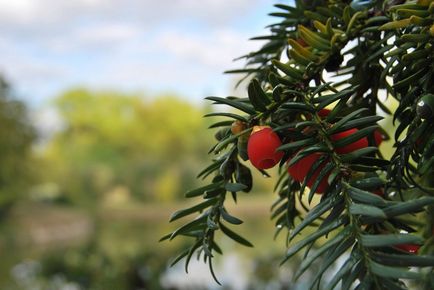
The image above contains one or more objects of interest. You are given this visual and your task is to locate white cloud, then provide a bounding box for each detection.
[0,0,267,35]
[0,0,271,105]
[76,23,140,44]
[0,40,71,93]
[154,29,263,69]
[45,22,141,53]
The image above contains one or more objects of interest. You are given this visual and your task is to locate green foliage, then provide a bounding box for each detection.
[164,0,434,288]
[0,77,35,216]
[42,89,214,205]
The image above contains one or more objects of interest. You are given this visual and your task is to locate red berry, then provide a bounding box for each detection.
[331,129,382,154]
[287,153,330,194]
[374,130,383,146]
[318,108,331,118]
[247,127,284,169]
[395,244,420,254]
[317,108,383,148]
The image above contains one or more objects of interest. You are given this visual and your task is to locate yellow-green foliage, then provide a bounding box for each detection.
[42,89,214,205]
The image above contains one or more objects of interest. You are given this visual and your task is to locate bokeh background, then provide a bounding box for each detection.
[0,1,398,289]
[0,1,308,289]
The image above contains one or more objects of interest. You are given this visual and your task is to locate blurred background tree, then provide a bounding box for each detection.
[0,76,35,219]
[40,89,214,207]
[0,79,281,290]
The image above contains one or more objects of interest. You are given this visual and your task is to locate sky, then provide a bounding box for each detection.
[0,0,280,108]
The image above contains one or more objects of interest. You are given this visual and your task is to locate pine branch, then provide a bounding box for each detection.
[163,1,434,288]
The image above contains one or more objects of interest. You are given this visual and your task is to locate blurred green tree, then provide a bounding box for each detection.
[42,88,214,206]
[0,76,35,217]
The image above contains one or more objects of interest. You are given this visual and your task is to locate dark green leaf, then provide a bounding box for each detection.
[204,112,248,122]
[372,252,434,267]
[384,197,434,217]
[159,233,172,242]
[277,137,317,151]
[347,185,388,206]
[308,162,334,203]
[248,79,268,112]
[203,187,226,199]
[311,82,335,96]
[324,256,357,290]
[327,108,369,134]
[214,128,251,153]
[197,161,223,179]
[294,227,351,279]
[221,208,243,225]
[289,196,342,241]
[185,239,203,273]
[224,68,259,74]
[295,121,318,129]
[185,183,223,198]
[370,261,423,279]
[170,214,207,240]
[319,199,345,230]
[332,126,377,148]
[208,120,233,128]
[219,222,253,247]
[340,147,378,162]
[208,257,222,285]
[272,60,303,79]
[205,96,256,114]
[271,202,287,220]
[350,177,384,190]
[287,146,329,167]
[379,279,407,290]
[282,217,345,264]
[211,241,223,255]
[352,157,389,168]
[341,260,363,290]
[170,199,217,222]
[225,182,247,192]
[170,248,190,267]
[235,164,252,191]
[282,102,315,112]
[349,203,386,218]
[360,234,423,247]
[307,237,355,288]
[299,154,328,196]
[313,86,357,104]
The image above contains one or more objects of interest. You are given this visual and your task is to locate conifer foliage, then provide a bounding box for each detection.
[162,0,434,288]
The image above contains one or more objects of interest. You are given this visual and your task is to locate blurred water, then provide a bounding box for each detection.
[0,200,323,290]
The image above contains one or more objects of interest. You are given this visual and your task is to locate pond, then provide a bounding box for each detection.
[0,197,332,290]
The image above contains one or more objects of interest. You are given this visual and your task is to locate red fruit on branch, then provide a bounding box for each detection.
[374,130,383,146]
[317,108,384,148]
[395,244,420,254]
[286,110,384,194]
[247,126,284,169]
[287,153,330,194]
[318,108,331,118]
[331,128,383,154]
[331,128,368,154]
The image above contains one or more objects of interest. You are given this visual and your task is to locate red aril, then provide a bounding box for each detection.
[287,153,330,194]
[395,244,420,254]
[247,127,284,169]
